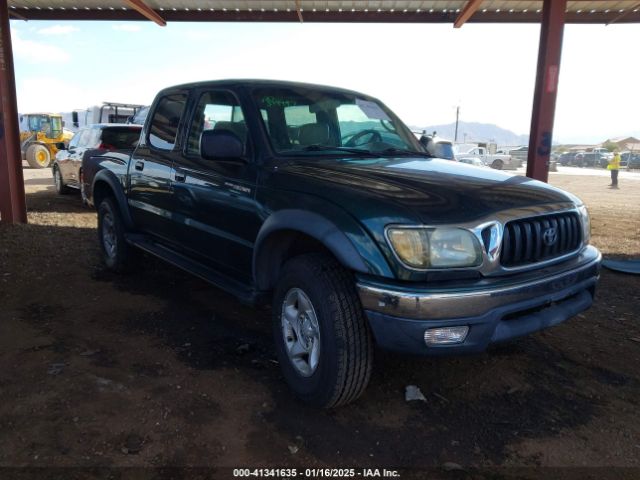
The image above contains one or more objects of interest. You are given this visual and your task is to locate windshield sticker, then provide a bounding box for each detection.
[261,96,298,108]
[356,99,390,121]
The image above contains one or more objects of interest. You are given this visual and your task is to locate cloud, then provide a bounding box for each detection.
[11,30,70,63]
[112,24,142,32]
[37,25,79,35]
[16,77,101,113]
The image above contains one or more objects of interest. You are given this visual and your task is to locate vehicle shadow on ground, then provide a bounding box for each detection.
[91,255,632,467]
[26,188,88,215]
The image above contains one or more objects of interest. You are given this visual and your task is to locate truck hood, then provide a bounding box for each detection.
[273,157,578,225]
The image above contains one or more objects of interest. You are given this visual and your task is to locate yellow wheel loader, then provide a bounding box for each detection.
[19,113,73,169]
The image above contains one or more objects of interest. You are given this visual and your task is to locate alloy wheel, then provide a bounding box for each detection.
[281,288,321,377]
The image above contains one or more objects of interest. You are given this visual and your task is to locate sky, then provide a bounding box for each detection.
[8,19,640,144]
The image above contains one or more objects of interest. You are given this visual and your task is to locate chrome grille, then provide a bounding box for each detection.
[500,212,582,267]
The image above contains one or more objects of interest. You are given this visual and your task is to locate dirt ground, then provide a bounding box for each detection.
[1,165,639,478]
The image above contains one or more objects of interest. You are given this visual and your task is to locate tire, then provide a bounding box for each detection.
[272,253,373,408]
[26,144,52,168]
[491,159,504,170]
[97,197,134,272]
[53,166,72,195]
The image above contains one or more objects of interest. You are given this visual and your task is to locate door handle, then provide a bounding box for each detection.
[174,171,186,182]
[134,161,144,171]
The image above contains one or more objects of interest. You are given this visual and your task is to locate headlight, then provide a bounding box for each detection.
[387,227,483,269]
[578,205,591,244]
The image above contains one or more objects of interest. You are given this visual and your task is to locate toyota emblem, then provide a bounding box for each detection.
[543,227,558,246]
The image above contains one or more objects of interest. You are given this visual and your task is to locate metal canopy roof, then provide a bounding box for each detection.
[8,1,640,24]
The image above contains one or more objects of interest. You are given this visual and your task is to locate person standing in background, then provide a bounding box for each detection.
[608,151,621,189]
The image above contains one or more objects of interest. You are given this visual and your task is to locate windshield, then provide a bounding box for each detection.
[252,87,423,157]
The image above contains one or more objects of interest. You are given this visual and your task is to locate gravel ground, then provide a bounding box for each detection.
[1,166,639,478]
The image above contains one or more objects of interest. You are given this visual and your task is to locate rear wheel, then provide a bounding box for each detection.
[97,197,135,272]
[491,159,504,170]
[53,165,71,195]
[272,253,373,408]
[26,144,52,168]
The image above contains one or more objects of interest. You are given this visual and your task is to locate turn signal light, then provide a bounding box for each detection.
[424,326,469,345]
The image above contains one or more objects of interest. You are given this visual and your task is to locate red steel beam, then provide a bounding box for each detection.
[123,0,166,26]
[8,9,27,21]
[454,0,484,28]
[607,1,640,25]
[6,8,640,24]
[526,0,567,183]
[0,0,27,224]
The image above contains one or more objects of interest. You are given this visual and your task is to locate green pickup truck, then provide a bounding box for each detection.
[84,80,601,408]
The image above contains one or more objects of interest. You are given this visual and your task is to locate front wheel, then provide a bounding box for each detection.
[273,253,373,408]
[53,166,71,195]
[26,144,52,168]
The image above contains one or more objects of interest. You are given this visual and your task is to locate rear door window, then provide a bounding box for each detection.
[186,90,246,155]
[148,93,188,150]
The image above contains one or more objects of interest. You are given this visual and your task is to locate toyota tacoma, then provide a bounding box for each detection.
[84,80,601,408]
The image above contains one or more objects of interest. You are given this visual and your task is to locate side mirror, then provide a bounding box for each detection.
[200,130,245,161]
[55,142,67,150]
[72,111,79,128]
[419,135,430,148]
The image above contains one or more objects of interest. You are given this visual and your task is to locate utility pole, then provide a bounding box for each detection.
[454,106,460,142]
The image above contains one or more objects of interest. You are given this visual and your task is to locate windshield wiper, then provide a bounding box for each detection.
[376,147,434,158]
[300,145,379,157]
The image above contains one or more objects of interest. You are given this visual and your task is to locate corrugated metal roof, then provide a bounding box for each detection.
[8,0,640,24]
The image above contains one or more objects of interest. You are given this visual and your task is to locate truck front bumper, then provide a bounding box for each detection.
[357,246,601,355]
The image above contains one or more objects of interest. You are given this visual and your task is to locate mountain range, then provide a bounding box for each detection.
[411,121,529,147]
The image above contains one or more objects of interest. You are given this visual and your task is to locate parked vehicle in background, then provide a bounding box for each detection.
[559,152,573,166]
[581,152,608,168]
[19,113,74,168]
[507,146,528,162]
[53,124,142,202]
[623,151,640,168]
[62,102,146,132]
[455,144,517,170]
[592,148,613,161]
[85,79,600,408]
[573,151,586,167]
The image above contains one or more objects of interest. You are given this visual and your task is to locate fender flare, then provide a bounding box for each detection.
[92,169,134,229]
[253,209,376,290]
